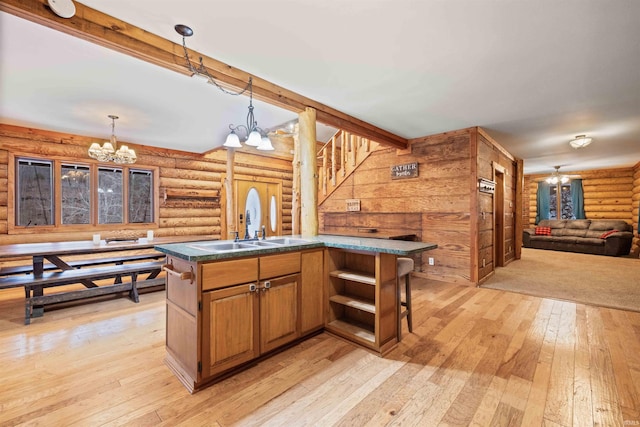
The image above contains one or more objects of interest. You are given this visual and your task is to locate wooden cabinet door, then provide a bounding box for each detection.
[202,283,259,378]
[259,274,300,353]
[300,249,324,335]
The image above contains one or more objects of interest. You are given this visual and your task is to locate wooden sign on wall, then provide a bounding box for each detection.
[391,162,419,179]
[346,199,361,211]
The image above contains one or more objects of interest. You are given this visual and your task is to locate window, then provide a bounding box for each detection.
[16,159,53,226]
[14,157,155,230]
[128,169,153,223]
[536,179,584,224]
[549,183,574,220]
[61,164,91,224]
[98,167,123,224]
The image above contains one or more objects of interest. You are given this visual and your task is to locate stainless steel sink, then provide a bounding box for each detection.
[186,237,312,253]
[263,238,311,245]
[247,240,283,247]
[186,242,256,252]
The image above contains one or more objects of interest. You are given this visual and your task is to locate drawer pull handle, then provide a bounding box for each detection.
[249,283,257,292]
[162,262,194,284]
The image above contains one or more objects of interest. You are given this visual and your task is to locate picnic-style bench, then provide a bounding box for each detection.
[0,260,164,324]
[0,253,165,277]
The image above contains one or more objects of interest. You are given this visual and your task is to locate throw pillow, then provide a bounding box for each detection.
[600,230,618,239]
[535,226,552,236]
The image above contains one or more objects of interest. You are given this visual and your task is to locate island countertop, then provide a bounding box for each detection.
[154,234,437,262]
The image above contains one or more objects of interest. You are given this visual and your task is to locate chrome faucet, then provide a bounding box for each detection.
[261,225,266,240]
[244,210,251,240]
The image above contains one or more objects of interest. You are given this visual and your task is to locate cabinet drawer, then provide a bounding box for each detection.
[201,258,258,291]
[259,252,301,279]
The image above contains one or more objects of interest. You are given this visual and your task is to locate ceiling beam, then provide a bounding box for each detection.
[0,0,408,149]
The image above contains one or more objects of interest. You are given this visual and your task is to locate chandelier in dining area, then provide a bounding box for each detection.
[88,115,137,164]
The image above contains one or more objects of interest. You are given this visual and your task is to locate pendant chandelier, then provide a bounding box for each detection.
[545,166,569,185]
[88,115,137,164]
[175,24,274,151]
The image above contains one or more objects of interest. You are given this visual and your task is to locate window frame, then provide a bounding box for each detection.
[8,153,159,235]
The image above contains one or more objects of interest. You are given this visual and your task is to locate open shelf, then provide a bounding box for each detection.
[329,269,376,286]
[327,319,375,343]
[326,248,398,354]
[329,294,375,314]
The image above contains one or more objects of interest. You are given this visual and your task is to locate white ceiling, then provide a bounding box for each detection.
[1,0,639,174]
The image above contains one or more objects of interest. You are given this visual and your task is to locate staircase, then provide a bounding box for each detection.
[317,130,379,205]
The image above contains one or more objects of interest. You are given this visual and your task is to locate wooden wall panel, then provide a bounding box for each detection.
[0,151,8,236]
[476,131,517,282]
[319,129,474,285]
[0,124,293,245]
[525,167,634,228]
[318,127,517,286]
[632,162,640,256]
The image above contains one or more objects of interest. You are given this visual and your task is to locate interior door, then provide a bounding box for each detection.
[236,180,281,239]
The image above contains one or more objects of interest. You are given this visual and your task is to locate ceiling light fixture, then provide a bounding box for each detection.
[88,115,137,164]
[545,166,569,185]
[175,24,274,151]
[569,134,592,149]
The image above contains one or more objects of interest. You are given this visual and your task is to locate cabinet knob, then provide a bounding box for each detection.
[262,281,271,292]
[249,283,257,293]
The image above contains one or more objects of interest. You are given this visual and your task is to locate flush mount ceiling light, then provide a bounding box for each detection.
[88,115,137,164]
[47,0,75,18]
[175,24,274,151]
[569,135,593,149]
[545,166,569,185]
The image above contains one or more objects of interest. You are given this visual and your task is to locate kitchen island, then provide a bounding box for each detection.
[155,235,436,393]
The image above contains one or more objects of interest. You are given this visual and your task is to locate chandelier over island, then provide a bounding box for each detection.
[88,115,137,164]
[175,24,274,151]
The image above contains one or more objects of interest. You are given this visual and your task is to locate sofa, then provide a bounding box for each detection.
[523,219,633,257]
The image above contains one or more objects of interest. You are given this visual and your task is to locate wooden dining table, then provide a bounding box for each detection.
[0,235,212,277]
[0,235,212,320]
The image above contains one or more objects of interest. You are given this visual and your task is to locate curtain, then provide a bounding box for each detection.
[571,179,586,219]
[535,181,550,224]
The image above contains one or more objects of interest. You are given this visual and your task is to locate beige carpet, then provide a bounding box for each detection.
[481,247,640,312]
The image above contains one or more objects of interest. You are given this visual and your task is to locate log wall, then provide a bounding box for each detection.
[525,167,635,228]
[318,127,517,286]
[0,124,293,245]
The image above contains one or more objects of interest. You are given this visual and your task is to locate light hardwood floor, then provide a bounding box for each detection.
[1,278,639,426]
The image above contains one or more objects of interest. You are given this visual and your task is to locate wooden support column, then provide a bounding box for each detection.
[299,108,318,237]
[291,124,301,235]
[515,158,524,260]
[225,148,236,239]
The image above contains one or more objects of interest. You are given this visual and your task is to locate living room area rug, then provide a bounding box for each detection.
[481,247,640,312]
